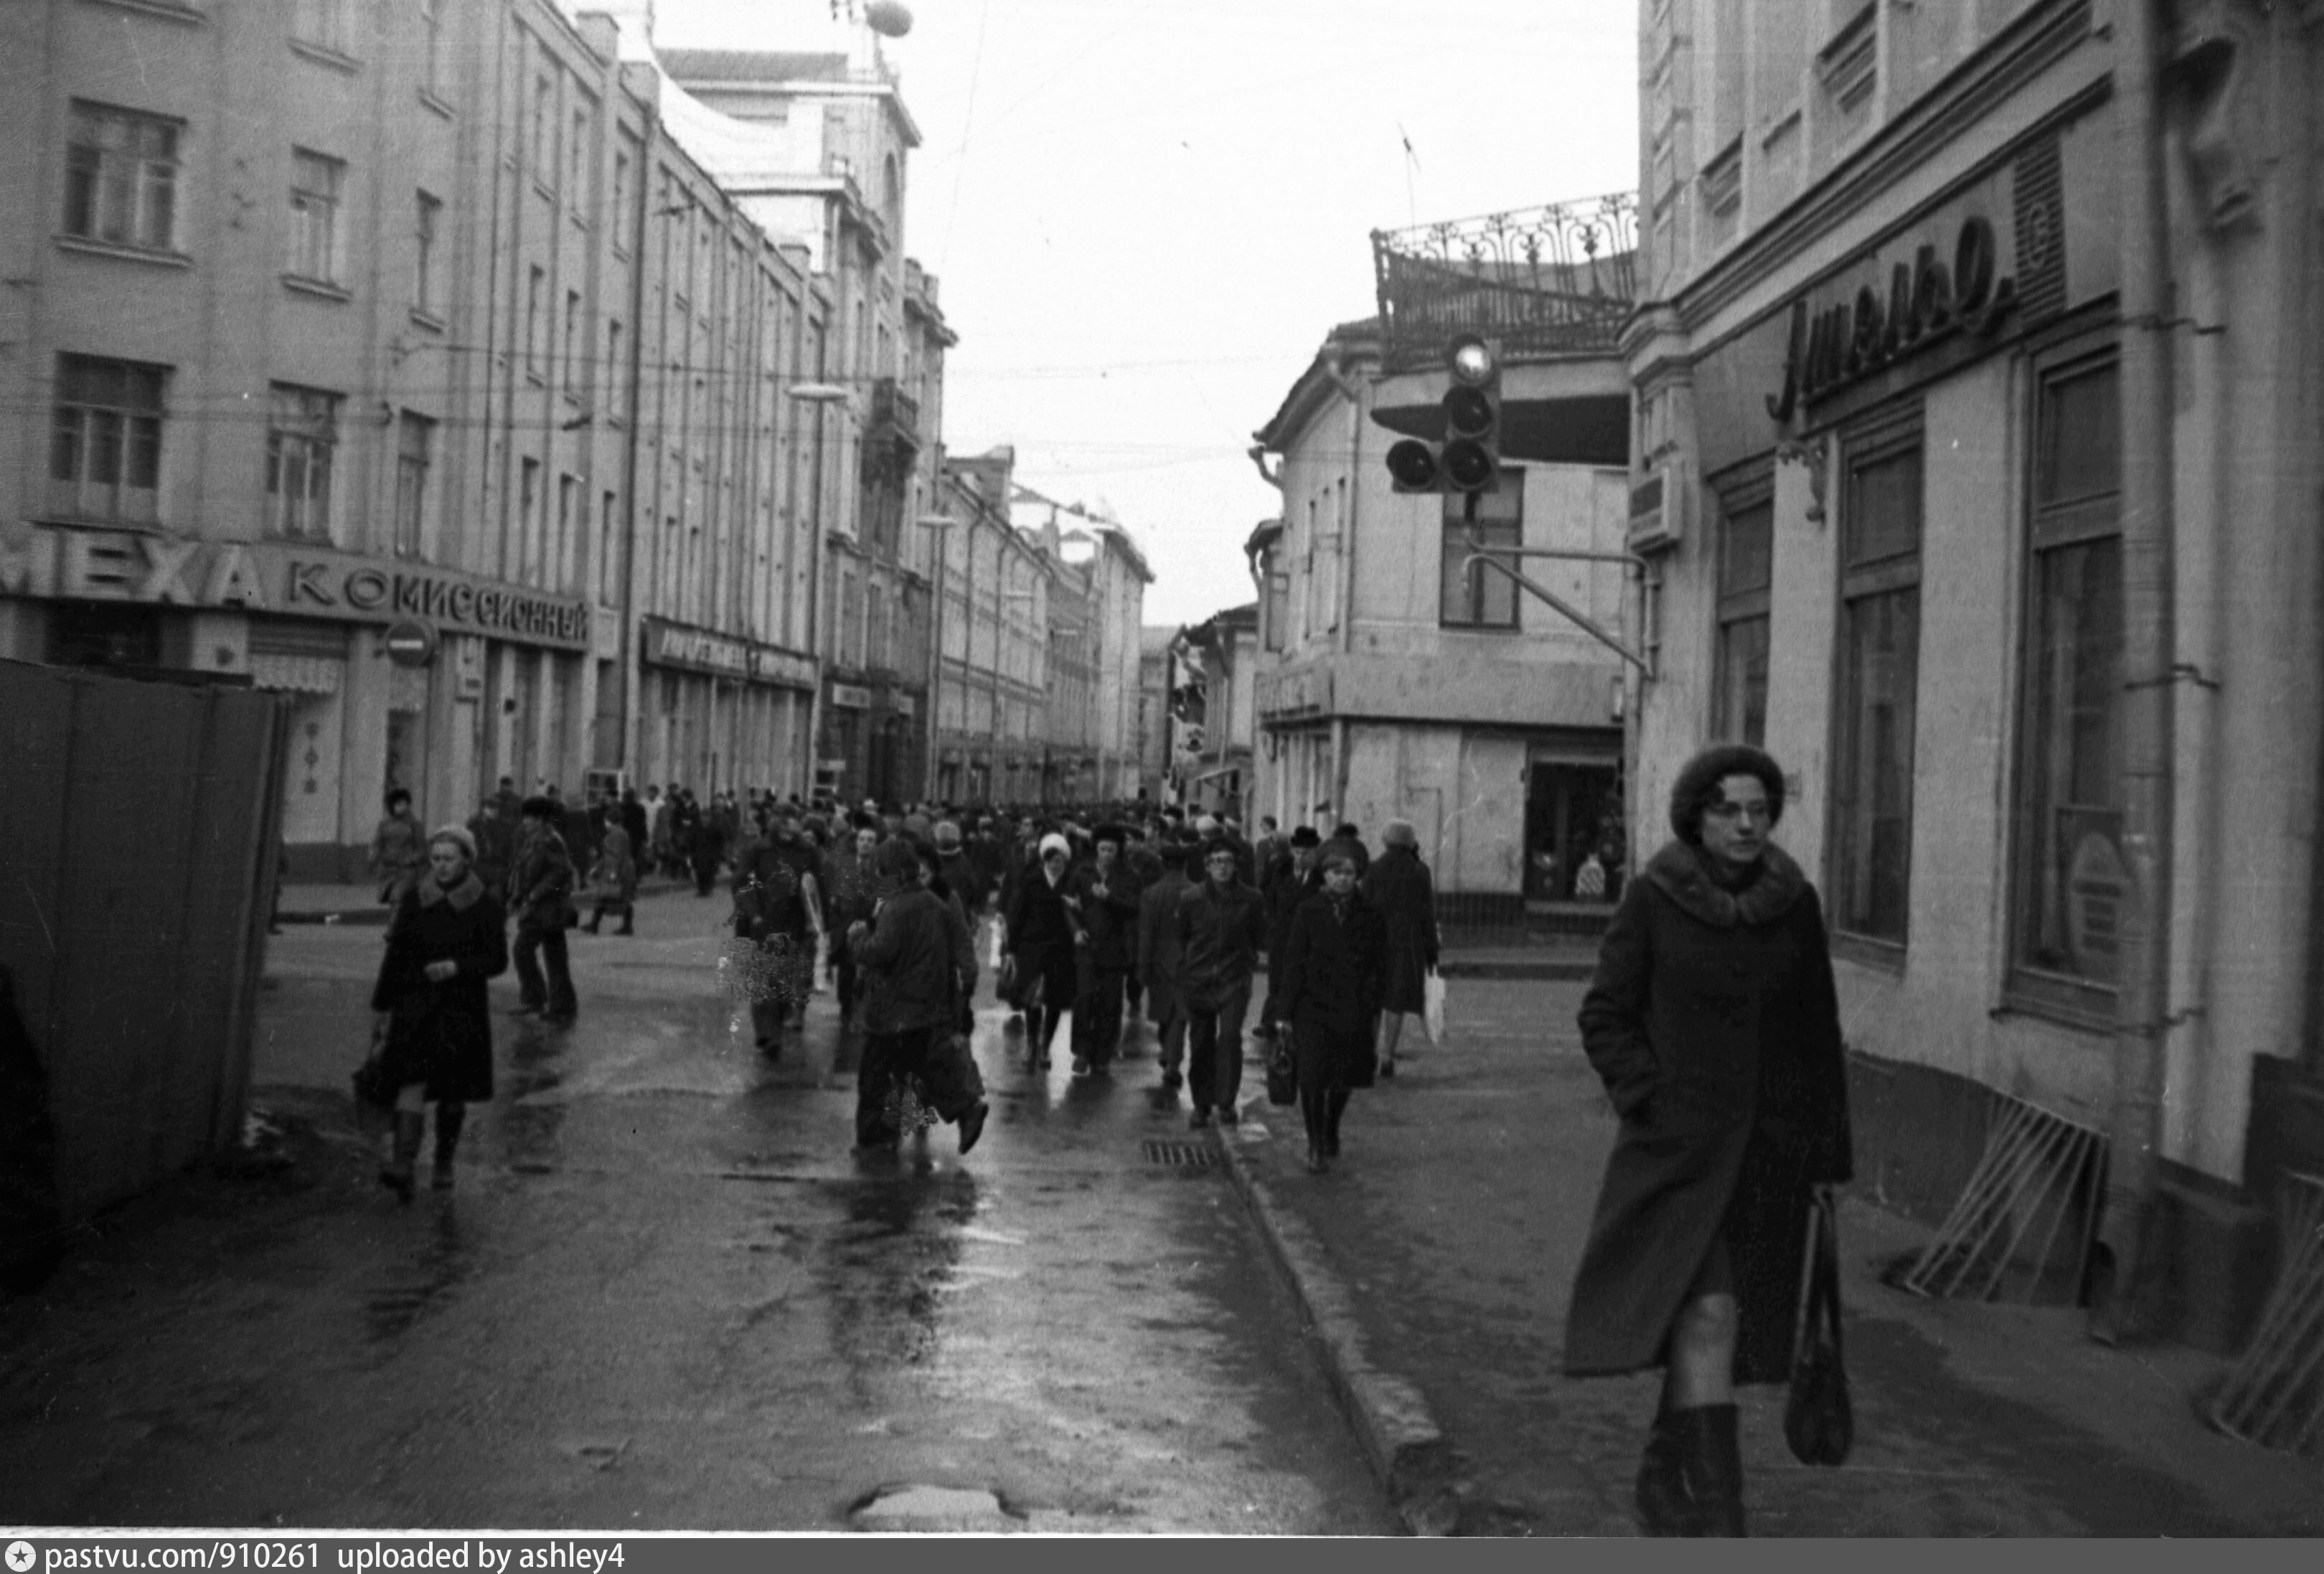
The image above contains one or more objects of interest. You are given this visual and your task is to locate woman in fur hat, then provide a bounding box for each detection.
[370,827,508,1200]
[1563,744,1852,1536]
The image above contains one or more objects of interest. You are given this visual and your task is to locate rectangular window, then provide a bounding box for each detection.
[868,583,887,669]
[413,191,441,313]
[2013,354,2125,1007]
[394,412,433,557]
[599,489,619,604]
[47,354,164,523]
[570,107,591,208]
[1439,476,1521,629]
[532,74,554,179]
[519,457,542,581]
[286,149,344,283]
[1830,421,1924,948]
[264,383,340,541]
[563,290,582,394]
[1713,477,1774,747]
[293,0,349,54]
[1263,553,1288,654]
[64,102,179,252]
[419,0,443,95]
[524,265,545,376]
[611,148,631,234]
[605,319,625,419]
[558,474,579,593]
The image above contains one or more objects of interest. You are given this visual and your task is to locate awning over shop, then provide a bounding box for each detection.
[248,653,342,694]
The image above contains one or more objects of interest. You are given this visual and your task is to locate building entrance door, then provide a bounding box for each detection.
[1525,759,1623,904]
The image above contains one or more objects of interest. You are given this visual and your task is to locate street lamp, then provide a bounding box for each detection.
[915,514,960,801]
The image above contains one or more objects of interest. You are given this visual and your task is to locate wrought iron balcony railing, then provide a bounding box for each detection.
[870,377,919,444]
[1370,191,1639,369]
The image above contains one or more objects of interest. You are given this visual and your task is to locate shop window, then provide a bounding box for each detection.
[1713,476,1773,747]
[393,412,433,557]
[48,353,165,523]
[1830,418,1924,951]
[286,148,344,286]
[1439,475,1521,630]
[64,102,179,253]
[2010,354,2124,1012]
[48,603,161,670]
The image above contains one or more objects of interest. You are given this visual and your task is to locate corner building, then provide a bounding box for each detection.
[1626,0,2324,1346]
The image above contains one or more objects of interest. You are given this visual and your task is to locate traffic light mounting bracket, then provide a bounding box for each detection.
[1459,498,1651,674]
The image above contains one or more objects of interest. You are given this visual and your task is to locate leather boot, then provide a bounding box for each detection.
[1325,1088,1349,1157]
[1632,1403,1694,1536]
[1675,1403,1748,1537]
[380,1112,424,1203]
[432,1101,466,1190]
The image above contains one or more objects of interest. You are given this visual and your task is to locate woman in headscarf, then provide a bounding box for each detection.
[1361,819,1440,1079]
[1002,831,1084,1070]
[1564,744,1853,1536]
[369,827,508,1200]
[1273,842,1387,1174]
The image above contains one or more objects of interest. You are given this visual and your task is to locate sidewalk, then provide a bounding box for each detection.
[277,872,695,925]
[1210,975,2324,1537]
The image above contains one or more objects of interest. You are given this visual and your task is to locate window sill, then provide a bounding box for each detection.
[1437,621,1525,636]
[282,274,352,303]
[55,235,192,268]
[288,38,361,75]
[407,306,447,334]
[1998,970,2119,1035]
[533,177,558,204]
[525,369,547,387]
[1830,930,1906,974]
[418,89,456,122]
[79,0,205,26]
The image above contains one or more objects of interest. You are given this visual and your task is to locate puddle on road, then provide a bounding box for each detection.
[816,1168,980,1395]
[364,1207,471,1345]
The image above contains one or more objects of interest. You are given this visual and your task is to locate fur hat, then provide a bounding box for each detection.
[1289,826,1322,849]
[1668,743,1787,845]
[1382,819,1418,849]
[1038,832,1072,861]
[428,824,478,862]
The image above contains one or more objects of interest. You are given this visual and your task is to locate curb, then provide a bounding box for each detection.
[1215,1112,1468,1536]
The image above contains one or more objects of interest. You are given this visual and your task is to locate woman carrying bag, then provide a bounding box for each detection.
[367,827,509,1201]
[1563,745,1852,1537]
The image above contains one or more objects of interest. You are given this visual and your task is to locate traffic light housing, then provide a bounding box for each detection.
[1383,335,1501,494]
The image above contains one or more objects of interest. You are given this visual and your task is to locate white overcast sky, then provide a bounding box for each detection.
[653,0,1639,626]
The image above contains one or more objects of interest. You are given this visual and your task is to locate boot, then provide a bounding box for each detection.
[431,1101,466,1190]
[380,1112,424,1203]
[1325,1088,1349,1157]
[1673,1404,1748,1537]
[1632,1403,1694,1537]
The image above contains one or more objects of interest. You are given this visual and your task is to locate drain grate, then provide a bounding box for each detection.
[1144,1139,1216,1169]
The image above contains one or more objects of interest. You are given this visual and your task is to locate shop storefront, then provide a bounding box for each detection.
[2,524,593,878]
[634,615,816,798]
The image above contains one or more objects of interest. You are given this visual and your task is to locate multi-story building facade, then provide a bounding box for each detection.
[0,1,957,872]
[654,36,946,808]
[1248,237,1634,930]
[1079,524,1154,801]
[1626,0,2324,1344]
[1035,522,1099,806]
[929,446,1050,806]
[1170,603,1259,817]
[1137,626,1175,802]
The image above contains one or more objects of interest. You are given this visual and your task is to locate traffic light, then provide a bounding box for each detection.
[1382,335,1501,495]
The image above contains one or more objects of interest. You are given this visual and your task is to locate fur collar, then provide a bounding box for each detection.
[1642,839,1807,928]
[417,872,485,912]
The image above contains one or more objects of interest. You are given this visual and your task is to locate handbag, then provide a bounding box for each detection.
[1784,1186,1853,1467]
[351,1017,397,1111]
[1422,968,1447,1046]
[1264,1029,1297,1106]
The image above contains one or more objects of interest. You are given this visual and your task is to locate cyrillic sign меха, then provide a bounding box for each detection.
[1,524,591,651]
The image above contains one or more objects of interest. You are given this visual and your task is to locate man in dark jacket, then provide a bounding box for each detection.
[1067,824,1141,1075]
[848,838,983,1152]
[1259,826,1322,1037]
[466,795,518,905]
[1137,841,1192,1090]
[1174,842,1266,1128]
[618,788,649,868]
[510,796,578,1023]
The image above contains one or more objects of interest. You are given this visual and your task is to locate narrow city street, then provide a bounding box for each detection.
[0,891,1394,1534]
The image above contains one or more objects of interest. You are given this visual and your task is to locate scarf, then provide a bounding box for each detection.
[416,871,485,912]
[1642,838,1807,928]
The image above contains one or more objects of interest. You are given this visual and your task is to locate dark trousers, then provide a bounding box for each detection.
[1185,981,1251,1115]
[1073,962,1126,1064]
[835,953,862,1023]
[586,897,632,932]
[749,930,812,1047]
[857,1025,935,1145]
[692,857,719,896]
[1017,945,1078,1062]
[1148,982,1187,1073]
[1294,1018,1359,1149]
[513,923,576,1016]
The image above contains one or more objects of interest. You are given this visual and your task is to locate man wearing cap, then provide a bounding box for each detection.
[509,796,578,1024]
[1066,824,1140,1075]
[1259,826,1324,1038]
[1174,841,1266,1127]
[1003,831,1083,1069]
[933,820,987,918]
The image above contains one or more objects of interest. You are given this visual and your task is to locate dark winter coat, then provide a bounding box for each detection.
[1068,862,1140,970]
[1137,870,1190,999]
[1361,844,1441,1015]
[1563,839,1852,1386]
[855,886,977,1035]
[1005,867,1081,957]
[1275,888,1388,1088]
[370,874,509,1103]
[510,821,575,931]
[1174,876,1266,1004]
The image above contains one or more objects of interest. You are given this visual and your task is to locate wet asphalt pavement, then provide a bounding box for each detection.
[0,890,1398,1534]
